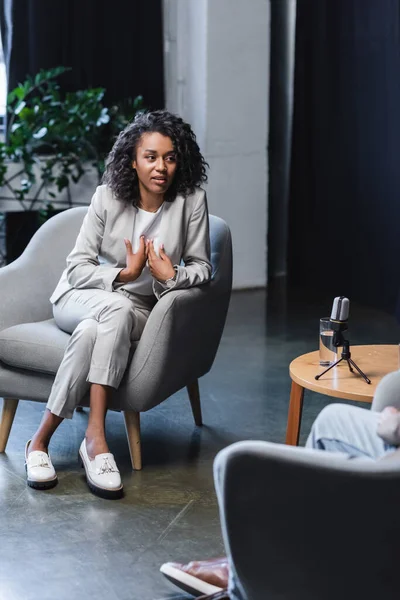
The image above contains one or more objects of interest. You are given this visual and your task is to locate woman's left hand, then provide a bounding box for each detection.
[147,240,176,282]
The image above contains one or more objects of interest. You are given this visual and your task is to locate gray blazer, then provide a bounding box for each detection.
[50,184,212,303]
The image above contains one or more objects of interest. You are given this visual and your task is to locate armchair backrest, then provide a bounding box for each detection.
[0,207,87,330]
[26,207,88,296]
[209,214,232,293]
[215,441,400,600]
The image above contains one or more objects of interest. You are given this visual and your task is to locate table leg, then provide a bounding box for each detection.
[285,381,305,446]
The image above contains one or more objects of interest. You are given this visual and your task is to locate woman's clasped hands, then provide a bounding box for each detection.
[122,236,175,283]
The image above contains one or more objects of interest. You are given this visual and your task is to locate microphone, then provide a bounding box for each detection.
[316,295,371,384]
[329,296,349,347]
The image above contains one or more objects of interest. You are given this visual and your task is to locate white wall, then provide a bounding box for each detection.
[163,0,270,288]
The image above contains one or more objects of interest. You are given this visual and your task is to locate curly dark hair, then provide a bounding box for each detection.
[102,109,208,205]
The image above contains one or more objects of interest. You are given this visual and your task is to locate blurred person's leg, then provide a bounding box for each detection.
[306,403,396,459]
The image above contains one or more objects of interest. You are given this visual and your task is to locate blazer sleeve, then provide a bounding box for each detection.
[66,187,123,291]
[153,190,212,299]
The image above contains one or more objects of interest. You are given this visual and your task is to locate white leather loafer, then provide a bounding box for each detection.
[79,439,123,500]
[25,440,58,490]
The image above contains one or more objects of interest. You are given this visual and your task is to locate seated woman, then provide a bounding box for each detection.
[25,110,211,499]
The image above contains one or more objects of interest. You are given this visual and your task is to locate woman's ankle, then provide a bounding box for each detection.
[85,430,109,459]
[28,410,63,454]
[28,434,50,454]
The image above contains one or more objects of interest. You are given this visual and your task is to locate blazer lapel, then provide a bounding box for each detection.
[156,198,183,262]
[127,204,137,243]
[109,202,137,264]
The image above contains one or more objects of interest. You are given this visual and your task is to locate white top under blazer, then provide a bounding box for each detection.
[123,204,164,295]
[50,184,212,303]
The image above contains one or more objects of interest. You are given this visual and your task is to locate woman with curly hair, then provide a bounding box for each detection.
[25,110,211,499]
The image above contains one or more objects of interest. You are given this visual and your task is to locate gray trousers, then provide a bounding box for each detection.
[47,288,156,419]
[305,403,396,459]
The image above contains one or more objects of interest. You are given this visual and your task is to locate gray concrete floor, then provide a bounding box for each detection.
[1,286,399,600]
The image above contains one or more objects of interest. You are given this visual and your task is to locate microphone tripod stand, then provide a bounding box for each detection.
[315,338,371,384]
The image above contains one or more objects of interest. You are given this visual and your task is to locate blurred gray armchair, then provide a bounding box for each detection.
[0,207,232,470]
[215,439,400,600]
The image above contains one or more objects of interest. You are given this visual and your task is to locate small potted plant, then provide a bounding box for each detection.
[0,66,144,262]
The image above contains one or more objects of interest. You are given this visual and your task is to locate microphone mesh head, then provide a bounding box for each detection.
[330,296,350,321]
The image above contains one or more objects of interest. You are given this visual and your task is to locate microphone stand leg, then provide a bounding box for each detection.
[315,357,344,380]
[346,360,354,373]
[348,358,371,384]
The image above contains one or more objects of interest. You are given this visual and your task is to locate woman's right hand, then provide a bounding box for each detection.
[117,236,147,283]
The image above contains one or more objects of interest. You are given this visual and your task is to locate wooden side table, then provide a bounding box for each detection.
[285,344,398,446]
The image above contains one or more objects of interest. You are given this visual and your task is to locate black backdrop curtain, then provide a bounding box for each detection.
[288,0,400,313]
[5,0,164,107]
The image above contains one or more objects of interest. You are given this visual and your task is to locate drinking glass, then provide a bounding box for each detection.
[319,317,337,366]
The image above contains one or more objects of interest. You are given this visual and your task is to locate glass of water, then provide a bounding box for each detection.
[319,317,337,366]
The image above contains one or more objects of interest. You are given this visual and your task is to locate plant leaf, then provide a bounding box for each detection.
[14,101,26,115]
[33,127,48,139]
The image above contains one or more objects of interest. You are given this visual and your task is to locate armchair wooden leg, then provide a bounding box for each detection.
[123,410,142,471]
[0,398,19,452]
[187,380,203,426]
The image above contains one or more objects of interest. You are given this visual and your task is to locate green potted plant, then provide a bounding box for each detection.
[0,66,144,262]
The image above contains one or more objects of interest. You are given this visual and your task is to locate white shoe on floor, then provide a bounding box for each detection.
[25,440,58,490]
[79,439,123,499]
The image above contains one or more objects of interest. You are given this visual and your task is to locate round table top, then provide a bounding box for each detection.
[289,344,398,402]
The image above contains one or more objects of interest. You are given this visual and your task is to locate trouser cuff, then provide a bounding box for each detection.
[87,366,124,389]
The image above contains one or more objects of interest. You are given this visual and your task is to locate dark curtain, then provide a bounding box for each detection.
[288,0,400,313]
[5,0,164,107]
[267,0,295,280]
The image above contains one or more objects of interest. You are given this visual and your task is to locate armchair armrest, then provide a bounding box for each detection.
[119,281,231,412]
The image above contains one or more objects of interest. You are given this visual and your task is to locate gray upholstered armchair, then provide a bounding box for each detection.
[215,439,400,600]
[0,207,232,470]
